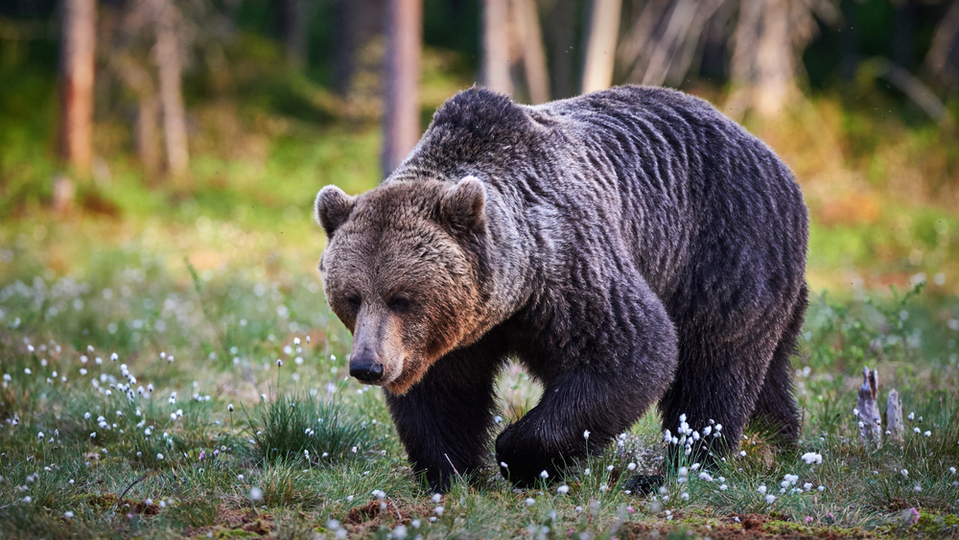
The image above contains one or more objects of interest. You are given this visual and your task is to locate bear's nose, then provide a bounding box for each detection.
[349,357,384,383]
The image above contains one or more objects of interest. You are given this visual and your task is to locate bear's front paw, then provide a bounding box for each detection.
[495,426,565,486]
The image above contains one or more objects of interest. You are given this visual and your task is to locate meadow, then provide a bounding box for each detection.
[3,49,959,537]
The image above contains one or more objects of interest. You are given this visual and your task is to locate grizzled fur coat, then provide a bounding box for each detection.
[314,85,808,491]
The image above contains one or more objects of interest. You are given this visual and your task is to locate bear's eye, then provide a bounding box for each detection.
[346,294,361,309]
[388,294,410,313]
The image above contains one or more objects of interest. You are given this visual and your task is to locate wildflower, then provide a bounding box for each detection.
[924,431,931,437]
[583,430,590,440]
[294,337,301,346]
[906,508,920,526]
[37,432,44,440]
[524,498,535,507]
[950,467,956,474]
[494,416,503,424]
[740,450,747,457]
[681,492,689,500]
[627,462,637,471]
[111,353,118,361]
[557,485,569,495]
[818,485,825,492]
[901,469,909,477]
[805,516,813,524]
[228,404,234,412]
[64,511,74,519]
[276,359,283,367]
[584,468,591,476]
[914,485,922,493]
[801,452,823,464]
[803,482,813,491]
[434,505,444,516]
[431,493,442,503]
[250,487,263,501]
[765,494,776,504]
[908,412,915,420]
[90,432,96,438]
[540,470,549,479]
[914,427,921,434]
[157,453,164,460]
[719,484,728,490]
[757,485,768,494]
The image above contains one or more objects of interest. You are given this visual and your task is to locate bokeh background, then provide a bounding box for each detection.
[1,0,958,301]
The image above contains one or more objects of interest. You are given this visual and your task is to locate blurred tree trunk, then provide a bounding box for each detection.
[619,0,725,87]
[482,0,512,94]
[542,0,578,99]
[923,0,959,91]
[153,0,189,178]
[728,0,836,118]
[381,0,422,176]
[580,0,621,93]
[59,0,96,178]
[117,59,161,177]
[511,0,549,103]
[332,0,384,120]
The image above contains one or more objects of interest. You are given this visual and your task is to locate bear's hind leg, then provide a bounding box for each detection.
[749,284,807,444]
[658,332,775,468]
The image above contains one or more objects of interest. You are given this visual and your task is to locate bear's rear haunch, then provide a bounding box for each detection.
[314,86,808,492]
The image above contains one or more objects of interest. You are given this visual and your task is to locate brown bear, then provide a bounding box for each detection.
[314,86,808,491]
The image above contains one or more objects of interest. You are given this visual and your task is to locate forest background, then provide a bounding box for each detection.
[1,0,959,538]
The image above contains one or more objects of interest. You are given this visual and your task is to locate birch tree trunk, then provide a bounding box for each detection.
[381,0,422,176]
[154,0,189,178]
[482,0,512,95]
[59,0,96,177]
[511,0,549,103]
[581,0,622,94]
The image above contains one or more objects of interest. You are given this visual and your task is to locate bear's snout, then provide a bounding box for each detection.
[349,352,384,383]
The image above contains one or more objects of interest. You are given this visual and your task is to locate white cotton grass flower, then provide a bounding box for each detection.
[250,487,263,501]
[540,470,549,479]
[801,452,823,464]
[433,505,444,516]
[557,485,569,495]
[583,430,590,440]
[765,494,776,504]
[524,498,535,507]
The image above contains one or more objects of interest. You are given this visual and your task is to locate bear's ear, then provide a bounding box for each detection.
[315,185,356,238]
[440,175,486,233]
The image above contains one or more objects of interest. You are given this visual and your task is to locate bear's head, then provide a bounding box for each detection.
[314,176,488,394]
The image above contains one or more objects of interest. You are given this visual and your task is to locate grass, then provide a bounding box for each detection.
[1,214,958,539]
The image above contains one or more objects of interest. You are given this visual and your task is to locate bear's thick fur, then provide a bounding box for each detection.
[315,86,808,491]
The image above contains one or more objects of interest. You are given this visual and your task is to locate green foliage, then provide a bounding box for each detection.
[248,393,378,466]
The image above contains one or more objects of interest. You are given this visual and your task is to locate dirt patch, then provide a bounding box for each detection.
[215,507,275,536]
[621,514,879,540]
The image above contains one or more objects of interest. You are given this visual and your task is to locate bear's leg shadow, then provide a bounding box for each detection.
[750,284,807,444]
[384,332,507,492]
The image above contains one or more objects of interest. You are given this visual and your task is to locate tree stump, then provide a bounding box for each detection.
[857,366,882,449]
[886,388,904,444]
